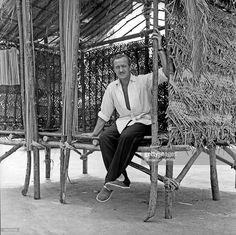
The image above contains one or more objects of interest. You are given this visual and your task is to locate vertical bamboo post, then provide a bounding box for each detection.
[82,149,88,174]
[165,158,173,219]
[3,86,9,130]
[144,1,151,73]
[18,0,40,199]
[22,151,32,196]
[208,145,220,200]
[43,37,52,179]
[16,0,31,196]
[59,0,66,203]
[45,146,51,179]
[88,56,92,129]
[59,0,81,203]
[164,0,174,219]
[44,37,52,129]
[81,51,86,132]
[23,0,40,199]
[94,56,98,123]
[144,0,160,222]
[81,52,87,173]
[73,78,79,134]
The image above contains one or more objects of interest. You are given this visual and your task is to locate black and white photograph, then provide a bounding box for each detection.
[0,0,236,234]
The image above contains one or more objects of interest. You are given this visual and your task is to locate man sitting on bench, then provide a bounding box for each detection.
[84,29,170,202]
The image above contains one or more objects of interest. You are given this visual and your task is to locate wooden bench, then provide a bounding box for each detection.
[1,130,236,221]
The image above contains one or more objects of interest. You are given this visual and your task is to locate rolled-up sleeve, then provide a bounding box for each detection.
[98,84,115,122]
[158,68,168,84]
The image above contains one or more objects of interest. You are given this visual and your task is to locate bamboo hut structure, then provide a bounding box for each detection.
[0,0,236,222]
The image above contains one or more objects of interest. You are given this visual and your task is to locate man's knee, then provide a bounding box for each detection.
[99,132,108,142]
[119,131,136,142]
[99,130,114,143]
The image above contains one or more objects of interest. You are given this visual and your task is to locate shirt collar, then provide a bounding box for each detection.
[115,74,136,86]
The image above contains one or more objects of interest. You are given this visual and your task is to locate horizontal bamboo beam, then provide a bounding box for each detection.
[0,138,190,153]
[81,26,165,50]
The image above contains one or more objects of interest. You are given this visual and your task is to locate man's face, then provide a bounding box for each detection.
[113,57,130,81]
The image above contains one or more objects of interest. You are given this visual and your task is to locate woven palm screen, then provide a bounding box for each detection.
[165,0,236,147]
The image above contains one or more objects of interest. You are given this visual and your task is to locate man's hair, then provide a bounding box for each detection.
[111,53,131,67]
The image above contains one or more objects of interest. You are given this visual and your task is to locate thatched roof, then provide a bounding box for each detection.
[0,0,235,49]
[0,0,165,49]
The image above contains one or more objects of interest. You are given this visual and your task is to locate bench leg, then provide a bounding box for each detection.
[165,159,174,219]
[144,160,158,222]
[208,146,220,200]
[45,147,51,179]
[82,149,88,174]
[60,148,70,203]
[22,150,31,196]
[33,147,40,199]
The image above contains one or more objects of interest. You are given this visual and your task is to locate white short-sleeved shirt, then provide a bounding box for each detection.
[98,68,167,133]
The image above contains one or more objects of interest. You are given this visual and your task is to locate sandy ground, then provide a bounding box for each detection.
[0,144,236,235]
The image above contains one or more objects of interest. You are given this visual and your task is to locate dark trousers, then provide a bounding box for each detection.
[99,122,151,185]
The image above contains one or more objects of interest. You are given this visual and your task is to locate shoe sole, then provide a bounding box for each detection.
[106,182,130,190]
[96,191,113,203]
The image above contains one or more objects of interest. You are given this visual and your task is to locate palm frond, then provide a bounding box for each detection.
[0,0,16,18]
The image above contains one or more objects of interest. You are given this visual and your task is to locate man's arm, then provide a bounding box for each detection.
[92,117,106,137]
[81,117,106,137]
[153,28,174,79]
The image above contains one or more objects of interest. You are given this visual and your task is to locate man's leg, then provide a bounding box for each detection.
[99,123,130,184]
[97,123,125,202]
[99,123,119,171]
[105,123,151,184]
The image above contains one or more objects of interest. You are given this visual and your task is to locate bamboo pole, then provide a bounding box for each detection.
[82,149,88,174]
[59,0,66,203]
[81,27,164,50]
[129,161,165,183]
[164,0,174,219]
[21,151,31,196]
[59,0,81,203]
[165,159,173,219]
[175,148,202,183]
[81,52,86,132]
[144,0,160,222]
[208,146,220,200]
[45,146,51,179]
[0,143,23,163]
[144,1,151,73]
[16,0,31,197]
[44,37,52,129]
[22,0,40,199]
[3,87,9,130]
